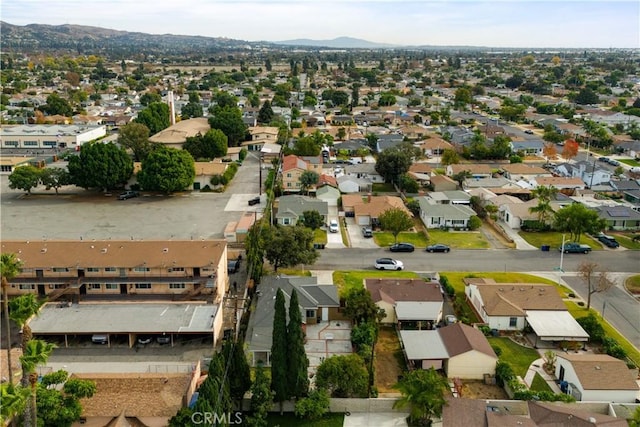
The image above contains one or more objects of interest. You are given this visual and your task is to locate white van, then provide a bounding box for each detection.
[91,334,108,344]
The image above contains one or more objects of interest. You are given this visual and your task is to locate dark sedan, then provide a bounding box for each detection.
[426,244,451,253]
[389,243,415,253]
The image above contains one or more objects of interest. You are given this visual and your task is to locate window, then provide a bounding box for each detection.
[283,218,290,225]
[48,284,64,289]
[90,284,101,290]
[105,284,118,290]
[24,141,38,146]
[306,310,316,319]
[169,283,185,289]
[53,267,69,272]
[104,267,116,272]
[509,317,518,328]
[4,141,18,147]
[287,182,291,187]
[170,267,185,272]
[87,267,100,272]
[286,173,292,178]
[43,141,56,147]
[19,284,35,290]
[135,283,151,289]
[134,267,150,272]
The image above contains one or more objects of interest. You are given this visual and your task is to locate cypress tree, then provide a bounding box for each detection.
[270,288,289,414]
[287,289,309,398]
[227,339,251,409]
[248,362,273,427]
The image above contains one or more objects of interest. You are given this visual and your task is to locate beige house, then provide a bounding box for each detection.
[148,117,210,150]
[193,160,228,190]
[446,164,493,179]
[281,154,323,193]
[533,176,586,191]
[416,135,454,157]
[242,126,280,151]
[341,194,411,226]
[501,164,551,181]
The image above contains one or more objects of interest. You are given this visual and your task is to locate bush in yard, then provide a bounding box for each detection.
[439,275,455,298]
[602,337,627,360]
[478,325,490,336]
[513,390,575,402]
[491,345,502,357]
[239,148,248,161]
[294,388,330,420]
[576,313,605,343]
[495,361,515,387]
[468,215,482,230]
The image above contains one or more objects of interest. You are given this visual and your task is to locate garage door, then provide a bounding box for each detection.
[357,215,370,225]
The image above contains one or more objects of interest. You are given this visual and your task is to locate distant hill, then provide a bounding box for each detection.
[276,36,396,49]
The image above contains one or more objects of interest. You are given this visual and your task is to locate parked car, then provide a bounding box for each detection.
[228,259,241,273]
[137,336,152,345]
[118,190,139,200]
[426,244,451,253]
[157,334,171,344]
[559,242,592,254]
[598,156,608,162]
[248,196,261,206]
[445,315,458,325]
[389,243,415,253]
[524,129,534,135]
[329,219,339,233]
[362,227,373,238]
[608,159,620,166]
[374,258,404,270]
[597,233,620,248]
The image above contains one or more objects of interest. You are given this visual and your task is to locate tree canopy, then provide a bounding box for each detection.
[68,143,133,191]
[374,144,415,184]
[137,147,195,193]
[8,165,41,194]
[183,129,228,160]
[117,122,153,162]
[257,100,274,124]
[378,207,414,244]
[554,203,606,242]
[208,105,247,147]
[262,225,319,272]
[393,368,449,425]
[271,288,289,412]
[315,354,369,398]
[134,102,171,135]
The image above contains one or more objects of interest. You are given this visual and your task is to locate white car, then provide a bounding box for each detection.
[329,219,339,233]
[374,258,404,270]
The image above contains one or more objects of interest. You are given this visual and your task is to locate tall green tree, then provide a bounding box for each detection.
[248,363,273,427]
[8,165,41,194]
[271,288,289,414]
[183,129,228,160]
[181,93,203,119]
[378,207,414,244]
[287,289,309,399]
[393,368,449,426]
[227,339,251,408]
[137,147,195,193]
[0,383,30,425]
[301,210,323,230]
[528,185,558,227]
[257,100,274,124]
[553,203,606,242]
[299,170,319,195]
[374,148,412,185]
[67,143,133,191]
[343,288,385,326]
[117,122,153,162]
[139,92,162,106]
[315,354,368,398]
[262,225,319,272]
[9,294,46,391]
[1,253,23,385]
[209,105,247,147]
[41,93,73,116]
[135,102,171,135]
[37,371,96,427]
[20,339,56,427]
[39,168,71,195]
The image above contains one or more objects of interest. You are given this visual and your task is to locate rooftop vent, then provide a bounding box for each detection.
[101,248,107,253]
[163,248,169,253]
[40,248,47,253]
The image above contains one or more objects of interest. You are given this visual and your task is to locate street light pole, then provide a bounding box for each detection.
[559,234,566,272]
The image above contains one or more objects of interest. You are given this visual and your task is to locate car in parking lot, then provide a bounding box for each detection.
[426,244,451,253]
[362,226,373,238]
[389,242,415,252]
[329,219,339,233]
[118,190,139,200]
[374,258,404,270]
[248,196,261,206]
[597,233,619,248]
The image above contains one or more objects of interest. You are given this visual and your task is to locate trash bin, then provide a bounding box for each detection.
[541,245,550,252]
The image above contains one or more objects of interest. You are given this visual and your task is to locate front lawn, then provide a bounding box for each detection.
[440,272,567,296]
[487,337,540,378]
[314,229,327,245]
[267,413,344,427]
[374,231,429,247]
[619,158,640,167]
[613,232,640,250]
[518,231,602,251]
[565,301,640,368]
[333,270,421,296]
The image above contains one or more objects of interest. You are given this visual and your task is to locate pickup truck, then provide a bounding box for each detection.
[559,242,592,254]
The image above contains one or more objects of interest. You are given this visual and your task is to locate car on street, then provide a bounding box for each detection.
[362,227,373,238]
[426,244,451,253]
[228,259,241,273]
[524,129,534,135]
[598,156,608,162]
[374,258,404,270]
[597,233,619,248]
[389,243,415,252]
[559,242,592,254]
[608,159,620,166]
[118,190,139,200]
[329,219,339,233]
[248,196,261,206]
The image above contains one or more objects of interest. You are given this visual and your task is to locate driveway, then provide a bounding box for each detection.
[346,216,378,249]
[326,205,346,248]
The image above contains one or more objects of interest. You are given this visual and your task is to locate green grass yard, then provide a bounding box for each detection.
[373,229,489,249]
[619,158,640,167]
[530,373,553,393]
[518,231,602,251]
[333,270,420,296]
[487,337,540,378]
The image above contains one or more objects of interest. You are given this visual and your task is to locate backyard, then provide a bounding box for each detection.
[374,326,405,394]
[487,337,540,378]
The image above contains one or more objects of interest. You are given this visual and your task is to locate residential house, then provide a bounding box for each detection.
[148,117,210,150]
[609,180,640,204]
[463,176,515,191]
[418,197,476,229]
[533,176,586,192]
[416,135,454,157]
[446,164,493,179]
[1,239,229,303]
[499,199,539,229]
[464,278,588,346]
[343,194,410,226]
[193,161,228,191]
[376,134,404,152]
[316,176,340,207]
[511,139,545,156]
[424,190,471,205]
[337,175,371,193]
[274,195,328,226]
[555,353,639,402]
[334,139,369,155]
[281,154,323,193]
[501,164,551,182]
[364,278,443,328]
[343,162,384,183]
[245,275,343,366]
[242,126,280,151]
[430,175,458,192]
[408,163,434,186]
[260,143,282,166]
[399,323,498,379]
[556,161,612,187]
[593,205,640,231]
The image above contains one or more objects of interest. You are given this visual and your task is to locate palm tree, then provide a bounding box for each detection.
[9,294,45,391]
[1,253,23,384]
[0,382,30,425]
[19,339,56,427]
[528,185,558,227]
[393,368,449,426]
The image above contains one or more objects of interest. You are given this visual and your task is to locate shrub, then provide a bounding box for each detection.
[439,275,455,297]
[478,325,491,336]
[568,293,575,298]
[239,148,248,161]
[294,388,330,420]
[602,337,627,360]
[210,175,221,186]
[495,361,515,387]
[491,345,502,357]
[576,314,605,343]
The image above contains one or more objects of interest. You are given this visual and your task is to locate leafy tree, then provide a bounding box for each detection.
[378,207,413,244]
[441,149,459,166]
[271,289,289,414]
[1,253,23,385]
[68,142,133,191]
[452,170,472,188]
[168,408,194,427]
[209,105,247,147]
[294,388,330,420]
[135,102,171,135]
[183,129,228,160]
[576,313,605,343]
[393,368,449,426]
[378,92,396,106]
[39,167,71,194]
[542,143,557,163]
[578,262,615,310]
[225,339,251,408]
[554,203,606,242]
[248,363,273,427]
[315,354,369,398]
[375,148,412,185]
[117,122,153,162]
[454,87,472,108]
[287,289,310,399]
[137,146,195,193]
[561,139,579,161]
[257,100,274,124]
[343,287,385,326]
[262,225,319,272]
[299,170,319,195]
[37,373,96,427]
[574,87,600,105]
[8,165,41,194]
[139,91,162,106]
[529,185,559,227]
[468,215,482,230]
[41,93,73,116]
[629,406,640,427]
[292,135,321,156]
[489,135,512,159]
[301,210,324,230]
[20,339,56,427]
[181,93,204,120]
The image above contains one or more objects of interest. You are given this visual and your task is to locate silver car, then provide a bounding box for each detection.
[374,258,404,271]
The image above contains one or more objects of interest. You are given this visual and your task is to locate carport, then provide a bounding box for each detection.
[525,310,589,347]
[28,302,220,348]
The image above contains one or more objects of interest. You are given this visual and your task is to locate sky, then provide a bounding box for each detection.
[3,0,639,49]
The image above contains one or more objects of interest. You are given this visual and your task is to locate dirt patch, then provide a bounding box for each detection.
[375,327,404,393]
[459,380,508,399]
[74,373,191,417]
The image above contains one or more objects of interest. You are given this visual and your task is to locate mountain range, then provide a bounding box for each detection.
[275,36,396,49]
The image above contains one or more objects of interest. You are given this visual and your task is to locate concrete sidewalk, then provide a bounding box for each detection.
[496,221,538,250]
[522,357,562,394]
